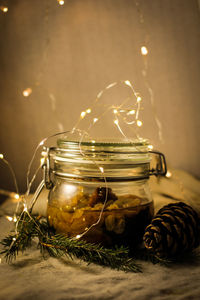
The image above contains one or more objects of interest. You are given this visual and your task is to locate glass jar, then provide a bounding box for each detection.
[44,139,167,248]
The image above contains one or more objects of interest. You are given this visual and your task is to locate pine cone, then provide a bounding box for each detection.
[143,202,200,257]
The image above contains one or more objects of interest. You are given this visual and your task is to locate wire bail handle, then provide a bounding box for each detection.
[149,150,167,177]
[43,147,53,189]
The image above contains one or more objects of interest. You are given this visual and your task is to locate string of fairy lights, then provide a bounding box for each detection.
[0,0,175,246]
[135,0,164,143]
[0,0,64,14]
[67,78,153,239]
[1,0,65,99]
[0,0,161,140]
[73,79,146,142]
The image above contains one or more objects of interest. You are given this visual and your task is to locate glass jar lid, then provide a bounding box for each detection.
[42,137,167,189]
[47,138,154,182]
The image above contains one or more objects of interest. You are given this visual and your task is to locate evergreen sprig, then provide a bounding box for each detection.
[40,235,141,272]
[0,212,141,272]
[1,213,38,261]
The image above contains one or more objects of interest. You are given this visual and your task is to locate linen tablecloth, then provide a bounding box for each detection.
[0,169,200,300]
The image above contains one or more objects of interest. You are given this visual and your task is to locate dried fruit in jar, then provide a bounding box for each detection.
[89,187,118,207]
[105,215,125,234]
[116,194,141,208]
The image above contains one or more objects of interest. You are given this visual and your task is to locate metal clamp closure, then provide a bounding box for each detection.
[42,148,54,189]
[42,148,167,185]
[149,150,167,177]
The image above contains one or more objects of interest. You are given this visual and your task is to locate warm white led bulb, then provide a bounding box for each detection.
[14,194,20,200]
[80,111,86,119]
[23,203,28,212]
[86,108,91,114]
[23,88,32,97]
[124,80,132,87]
[0,154,4,159]
[39,140,44,146]
[40,157,45,166]
[93,118,98,123]
[137,96,142,103]
[114,119,119,125]
[58,0,65,5]
[99,167,104,173]
[1,6,8,13]
[141,46,148,56]
[113,109,118,114]
[128,110,135,115]
[6,216,13,222]
[166,170,172,178]
[148,145,153,150]
[136,120,143,127]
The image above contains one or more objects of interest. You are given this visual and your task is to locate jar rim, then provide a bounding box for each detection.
[49,138,152,167]
[57,138,150,150]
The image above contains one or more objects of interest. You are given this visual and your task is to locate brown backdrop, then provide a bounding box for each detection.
[0,0,200,192]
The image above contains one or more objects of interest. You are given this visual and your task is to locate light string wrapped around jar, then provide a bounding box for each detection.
[67,80,146,238]
[2,79,164,243]
[3,81,142,239]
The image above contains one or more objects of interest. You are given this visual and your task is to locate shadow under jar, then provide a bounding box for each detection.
[44,139,167,248]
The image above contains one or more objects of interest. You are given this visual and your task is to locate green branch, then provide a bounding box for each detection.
[0,212,141,272]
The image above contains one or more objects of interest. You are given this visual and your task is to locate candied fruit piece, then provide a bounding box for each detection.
[114,218,125,234]
[116,195,141,208]
[73,209,83,219]
[105,215,115,231]
[92,203,103,210]
[89,187,117,207]
[105,215,125,234]
[107,203,118,210]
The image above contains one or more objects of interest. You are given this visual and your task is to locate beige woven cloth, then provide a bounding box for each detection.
[0,169,200,300]
[150,168,200,214]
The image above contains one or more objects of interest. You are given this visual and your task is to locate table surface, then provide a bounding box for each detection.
[0,169,200,300]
